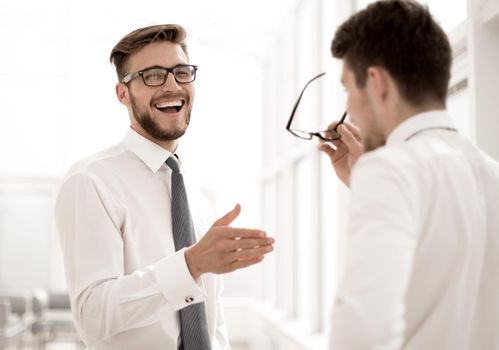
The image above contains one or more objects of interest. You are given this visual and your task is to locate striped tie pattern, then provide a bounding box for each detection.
[166,156,212,350]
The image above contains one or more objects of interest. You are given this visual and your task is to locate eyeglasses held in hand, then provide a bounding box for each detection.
[122,64,198,86]
[286,72,347,141]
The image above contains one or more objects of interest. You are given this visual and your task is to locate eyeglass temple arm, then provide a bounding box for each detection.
[332,111,348,131]
[286,72,327,130]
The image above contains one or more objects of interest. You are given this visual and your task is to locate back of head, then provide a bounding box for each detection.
[331,0,451,107]
[110,24,188,82]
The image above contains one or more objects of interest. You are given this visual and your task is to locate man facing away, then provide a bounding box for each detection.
[55,24,274,350]
[319,1,499,349]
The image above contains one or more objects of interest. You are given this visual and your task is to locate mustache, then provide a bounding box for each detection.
[151,92,189,104]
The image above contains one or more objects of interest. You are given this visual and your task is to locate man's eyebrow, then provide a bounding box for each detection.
[140,65,166,71]
[138,64,187,71]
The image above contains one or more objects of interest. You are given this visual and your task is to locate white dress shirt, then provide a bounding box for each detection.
[55,129,230,350]
[329,111,499,350]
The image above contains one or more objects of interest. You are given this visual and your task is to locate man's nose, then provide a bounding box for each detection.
[161,72,181,91]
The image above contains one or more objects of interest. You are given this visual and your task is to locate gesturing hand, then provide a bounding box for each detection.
[319,121,363,187]
[185,204,274,280]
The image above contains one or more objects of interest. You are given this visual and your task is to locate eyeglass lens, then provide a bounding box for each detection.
[143,66,196,86]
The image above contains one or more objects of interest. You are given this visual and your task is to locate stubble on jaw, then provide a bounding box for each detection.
[361,115,386,153]
[363,135,386,153]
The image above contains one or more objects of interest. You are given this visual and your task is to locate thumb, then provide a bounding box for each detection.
[212,203,241,227]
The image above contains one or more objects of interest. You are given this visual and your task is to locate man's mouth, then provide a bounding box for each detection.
[154,99,185,114]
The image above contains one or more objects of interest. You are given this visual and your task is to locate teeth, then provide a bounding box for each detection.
[155,100,182,108]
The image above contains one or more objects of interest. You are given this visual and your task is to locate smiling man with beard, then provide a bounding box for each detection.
[55,24,274,350]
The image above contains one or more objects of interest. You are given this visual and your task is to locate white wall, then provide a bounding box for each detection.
[468,0,499,162]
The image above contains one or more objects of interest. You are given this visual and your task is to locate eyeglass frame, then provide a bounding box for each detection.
[121,64,198,86]
[286,72,347,141]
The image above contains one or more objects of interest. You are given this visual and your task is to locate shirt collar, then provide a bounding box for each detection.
[386,110,457,145]
[123,128,173,173]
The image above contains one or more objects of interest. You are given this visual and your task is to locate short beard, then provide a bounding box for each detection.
[130,93,191,142]
[364,135,386,153]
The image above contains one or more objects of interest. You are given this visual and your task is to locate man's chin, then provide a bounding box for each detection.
[150,128,187,142]
[133,108,191,142]
[363,138,386,153]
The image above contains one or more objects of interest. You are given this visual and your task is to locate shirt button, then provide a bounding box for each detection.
[185,296,194,303]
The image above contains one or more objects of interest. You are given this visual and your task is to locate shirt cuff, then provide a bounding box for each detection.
[153,248,206,311]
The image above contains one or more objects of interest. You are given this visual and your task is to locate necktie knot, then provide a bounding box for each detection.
[166,155,181,173]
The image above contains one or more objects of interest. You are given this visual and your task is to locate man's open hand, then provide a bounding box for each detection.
[185,204,274,280]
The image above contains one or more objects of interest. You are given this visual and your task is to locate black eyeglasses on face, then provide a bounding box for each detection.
[286,72,347,141]
[122,64,198,86]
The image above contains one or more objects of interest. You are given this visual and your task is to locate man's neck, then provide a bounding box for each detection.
[131,125,178,153]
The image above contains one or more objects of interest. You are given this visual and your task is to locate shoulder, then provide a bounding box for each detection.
[349,145,427,210]
[352,137,456,185]
[353,146,414,181]
[61,143,130,184]
[56,143,138,203]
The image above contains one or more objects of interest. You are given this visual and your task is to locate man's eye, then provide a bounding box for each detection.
[145,72,164,79]
[175,69,191,77]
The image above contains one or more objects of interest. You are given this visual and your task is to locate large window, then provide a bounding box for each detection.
[259,0,471,345]
[260,0,346,339]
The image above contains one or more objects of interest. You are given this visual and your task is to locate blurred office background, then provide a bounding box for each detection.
[1,0,498,348]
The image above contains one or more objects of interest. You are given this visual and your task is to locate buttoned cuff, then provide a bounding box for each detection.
[153,248,206,311]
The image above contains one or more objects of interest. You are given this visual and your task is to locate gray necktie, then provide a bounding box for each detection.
[166,156,211,350]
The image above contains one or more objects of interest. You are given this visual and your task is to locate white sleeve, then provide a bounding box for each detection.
[55,173,204,342]
[329,154,418,350]
[213,275,231,349]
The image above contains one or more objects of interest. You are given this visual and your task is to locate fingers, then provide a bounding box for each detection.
[344,122,361,141]
[325,119,343,131]
[319,138,349,164]
[212,203,241,227]
[322,119,360,143]
[337,124,363,157]
[227,245,273,260]
[226,256,266,272]
[318,142,336,159]
[216,226,267,239]
[226,237,275,251]
[204,225,273,251]
[222,245,274,272]
[212,228,273,253]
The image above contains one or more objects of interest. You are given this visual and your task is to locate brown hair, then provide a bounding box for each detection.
[331,0,451,106]
[110,24,189,82]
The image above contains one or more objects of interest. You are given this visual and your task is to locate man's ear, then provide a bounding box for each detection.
[115,83,129,105]
[366,66,389,103]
